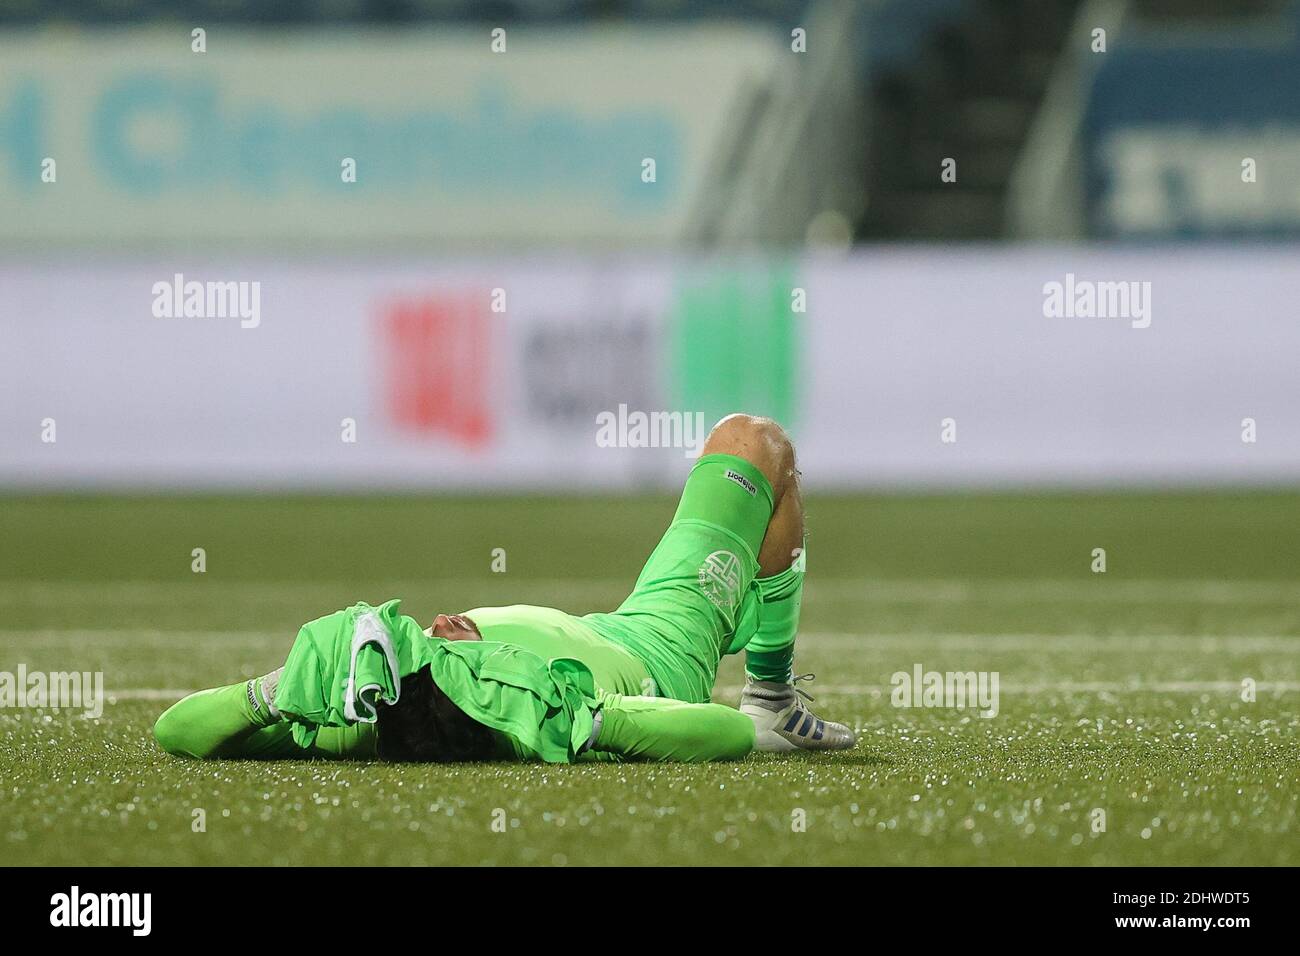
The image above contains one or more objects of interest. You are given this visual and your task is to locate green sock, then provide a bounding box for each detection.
[744,549,805,684]
[154,673,376,760]
[153,680,279,759]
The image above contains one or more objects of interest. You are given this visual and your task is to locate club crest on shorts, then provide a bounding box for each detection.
[698,550,742,609]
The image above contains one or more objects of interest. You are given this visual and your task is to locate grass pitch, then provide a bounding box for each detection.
[1,492,1297,866]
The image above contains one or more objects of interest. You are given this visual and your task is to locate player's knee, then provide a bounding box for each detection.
[152,706,190,758]
[152,694,214,758]
[703,413,796,498]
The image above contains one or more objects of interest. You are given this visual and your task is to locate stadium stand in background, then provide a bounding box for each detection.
[1011,0,1300,240]
[2,0,1295,244]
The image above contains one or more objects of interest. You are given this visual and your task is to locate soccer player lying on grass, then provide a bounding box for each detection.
[154,413,855,763]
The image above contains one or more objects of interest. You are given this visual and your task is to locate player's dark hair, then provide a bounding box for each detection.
[375,666,497,763]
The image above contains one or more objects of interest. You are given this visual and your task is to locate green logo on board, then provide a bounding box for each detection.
[667,264,801,431]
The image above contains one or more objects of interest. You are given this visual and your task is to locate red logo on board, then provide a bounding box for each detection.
[379,294,492,448]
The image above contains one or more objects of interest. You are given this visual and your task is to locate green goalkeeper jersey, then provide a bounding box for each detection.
[463,605,653,698]
[465,454,776,704]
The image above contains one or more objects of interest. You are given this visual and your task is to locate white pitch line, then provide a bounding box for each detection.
[796,632,1300,651]
[5,578,1300,604]
[1,629,1296,651]
[0,629,290,643]
[107,689,197,702]
[107,680,1300,703]
[719,682,1300,695]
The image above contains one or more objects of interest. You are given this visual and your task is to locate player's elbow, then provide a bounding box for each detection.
[702,413,796,499]
[709,413,791,453]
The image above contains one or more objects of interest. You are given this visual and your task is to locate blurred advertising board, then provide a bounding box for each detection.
[1085,18,1300,239]
[0,28,780,248]
[3,248,1298,490]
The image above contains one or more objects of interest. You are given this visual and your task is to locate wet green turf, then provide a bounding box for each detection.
[1,492,1297,865]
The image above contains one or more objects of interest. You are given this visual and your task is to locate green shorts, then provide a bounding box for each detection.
[583,453,775,703]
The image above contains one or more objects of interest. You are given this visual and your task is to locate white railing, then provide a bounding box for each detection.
[685,0,868,247]
[1006,0,1131,240]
